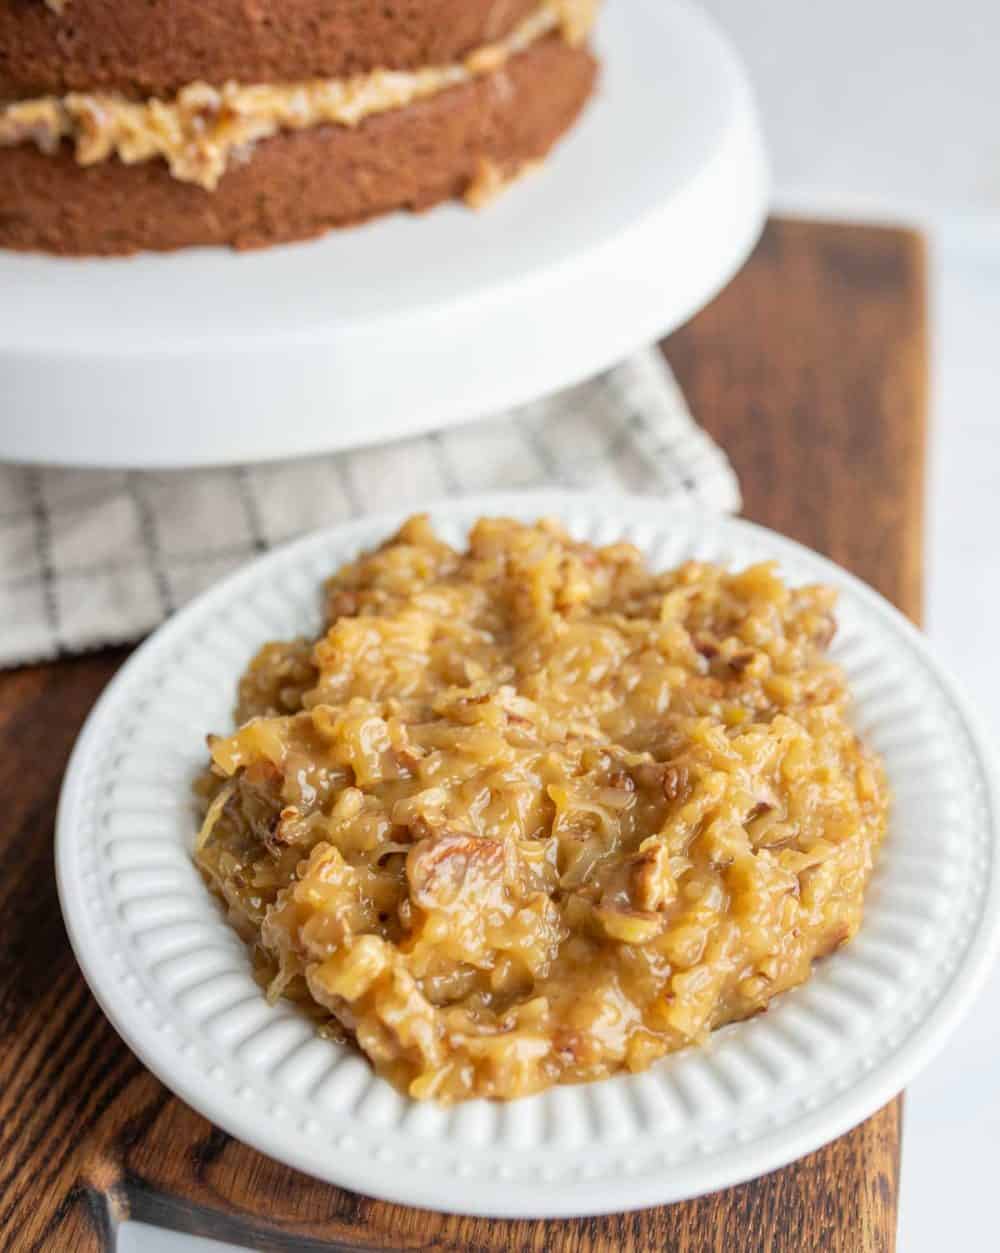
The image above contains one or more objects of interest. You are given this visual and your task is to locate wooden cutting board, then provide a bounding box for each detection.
[0,218,926,1253]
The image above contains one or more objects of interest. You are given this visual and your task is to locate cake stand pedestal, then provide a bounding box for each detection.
[0,0,767,469]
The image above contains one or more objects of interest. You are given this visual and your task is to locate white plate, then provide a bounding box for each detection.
[0,0,767,468]
[56,492,1000,1217]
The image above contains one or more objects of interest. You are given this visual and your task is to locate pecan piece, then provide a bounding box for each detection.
[608,768,636,793]
[630,843,675,912]
[662,764,689,802]
[406,831,505,912]
[693,635,719,659]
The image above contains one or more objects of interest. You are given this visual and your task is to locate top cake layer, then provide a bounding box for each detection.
[0,0,542,98]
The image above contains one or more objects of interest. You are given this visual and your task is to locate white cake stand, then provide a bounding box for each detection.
[0,0,768,468]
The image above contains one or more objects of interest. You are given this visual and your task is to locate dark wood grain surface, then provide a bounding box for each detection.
[0,218,926,1253]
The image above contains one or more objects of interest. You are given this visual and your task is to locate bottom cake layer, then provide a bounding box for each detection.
[0,37,596,256]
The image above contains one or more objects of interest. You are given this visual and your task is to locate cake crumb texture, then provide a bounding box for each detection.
[0,37,597,254]
[0,0,543,98]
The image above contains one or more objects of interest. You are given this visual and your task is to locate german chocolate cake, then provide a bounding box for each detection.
[0,0,599,254]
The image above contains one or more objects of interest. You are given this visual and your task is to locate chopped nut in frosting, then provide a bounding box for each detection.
[0,0,599,191]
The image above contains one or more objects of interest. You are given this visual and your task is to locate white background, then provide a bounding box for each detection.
[118,2,1000,1247]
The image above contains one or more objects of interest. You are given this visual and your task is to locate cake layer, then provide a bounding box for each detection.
[0,35,596,254]
[0,0,542,98]
[0,2,584,191]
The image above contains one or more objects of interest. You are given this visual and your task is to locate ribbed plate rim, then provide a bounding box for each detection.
[55,490,1000,1217]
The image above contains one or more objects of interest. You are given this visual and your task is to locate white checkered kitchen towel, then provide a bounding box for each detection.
[0,349,740,668]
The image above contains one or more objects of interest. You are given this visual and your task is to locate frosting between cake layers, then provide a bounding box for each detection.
[0,0,598,191]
